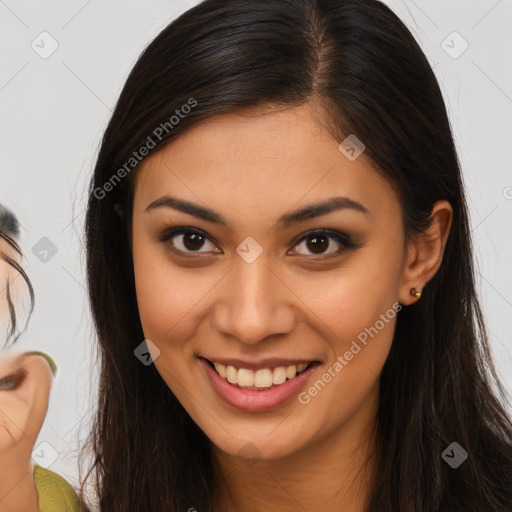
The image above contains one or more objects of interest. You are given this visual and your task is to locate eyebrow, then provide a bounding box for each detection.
[145,195,369,230]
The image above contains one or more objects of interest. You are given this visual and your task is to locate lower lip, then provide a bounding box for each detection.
[199,357,320,412]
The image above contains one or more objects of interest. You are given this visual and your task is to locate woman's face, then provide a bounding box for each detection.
[131,103,415,461]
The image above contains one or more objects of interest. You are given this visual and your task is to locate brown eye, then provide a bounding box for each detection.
[291,229,356,258]
[183,232,206,251]
[159,227,222,255]
[304,233,330,254]
[0,368,26,391]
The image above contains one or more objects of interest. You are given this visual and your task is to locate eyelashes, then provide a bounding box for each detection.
[0,367,27,391]
[159,227,221,256]
[290,229,358,258]
[158,226,360,259]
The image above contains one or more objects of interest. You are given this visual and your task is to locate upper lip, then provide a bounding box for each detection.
[199,356,320,371]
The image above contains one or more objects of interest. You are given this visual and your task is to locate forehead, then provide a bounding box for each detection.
[133,104,398,224]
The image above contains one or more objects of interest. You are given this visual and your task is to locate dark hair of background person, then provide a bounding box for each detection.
[82,0,512,510]
[0,204,34,348]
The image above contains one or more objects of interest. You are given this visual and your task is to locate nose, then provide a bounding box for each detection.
[212,255,296,345]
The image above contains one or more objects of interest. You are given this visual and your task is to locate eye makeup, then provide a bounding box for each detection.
[157,225,363,260]
[0,366,27,391]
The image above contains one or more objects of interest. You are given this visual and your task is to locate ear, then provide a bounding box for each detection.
[21,354,53,440]
[399,199,453,306]
[0,353,53,452]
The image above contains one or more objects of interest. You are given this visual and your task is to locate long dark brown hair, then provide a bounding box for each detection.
[82,0,512,510]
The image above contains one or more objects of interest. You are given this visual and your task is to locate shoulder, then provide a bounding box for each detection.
[33,464,81,512]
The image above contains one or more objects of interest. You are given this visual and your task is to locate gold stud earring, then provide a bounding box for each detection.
[410,287,422,299]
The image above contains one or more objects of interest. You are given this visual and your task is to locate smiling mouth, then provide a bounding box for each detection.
[202,357,319,391]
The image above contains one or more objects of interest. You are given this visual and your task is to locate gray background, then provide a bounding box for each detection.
[1,0,511,492]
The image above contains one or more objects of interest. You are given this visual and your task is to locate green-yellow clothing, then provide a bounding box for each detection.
[33,464,81,512]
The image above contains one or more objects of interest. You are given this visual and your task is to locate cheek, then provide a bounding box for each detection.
[296,297,398,439]
[290,242,403,348]
[291,244,402,415]
[132,221,179,336]
[336,271,401,376]
[133,255,186,343]
[0,392,30,450]
[132,237,217,350]
[132,251,202,399]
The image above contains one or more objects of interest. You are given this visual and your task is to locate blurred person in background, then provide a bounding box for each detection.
[0,204,85,512]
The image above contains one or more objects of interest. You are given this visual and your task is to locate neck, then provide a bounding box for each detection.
[0,447,39,512]
[211,390,380,512]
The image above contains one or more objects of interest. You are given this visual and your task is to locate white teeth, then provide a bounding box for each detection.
[254,368,273,388]
[237,368,254,387]
[214,362,227,378]
[286,365,297,379]
[226,365,238,384]
[297,363,308,373]
[211,360,312,389]
[272,366,287,385]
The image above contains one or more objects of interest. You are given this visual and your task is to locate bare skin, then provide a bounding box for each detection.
[131,102,452,512]
[0,352,53,512]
